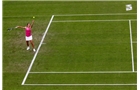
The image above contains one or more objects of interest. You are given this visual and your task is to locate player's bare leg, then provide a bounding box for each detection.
[30,40,36,52]
[26,41,30,50]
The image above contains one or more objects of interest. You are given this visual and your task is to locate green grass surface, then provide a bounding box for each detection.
[26,73,136,84]
[3,1,137,90]
[32,21,134,71]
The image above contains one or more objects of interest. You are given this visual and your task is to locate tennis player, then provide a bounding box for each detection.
[16,20,36,52]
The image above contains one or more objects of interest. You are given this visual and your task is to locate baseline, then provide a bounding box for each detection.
[52,19,137,22]
[23,83,137,86]
[54,13,137,17]
[30,71,137,74]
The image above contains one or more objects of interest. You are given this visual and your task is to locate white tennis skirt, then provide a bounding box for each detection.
[25,35,33,41]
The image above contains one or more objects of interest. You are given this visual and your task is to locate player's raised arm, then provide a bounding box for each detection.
[31,20,34,28]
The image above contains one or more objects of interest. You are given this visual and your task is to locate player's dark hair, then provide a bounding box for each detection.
[27,23,29,26]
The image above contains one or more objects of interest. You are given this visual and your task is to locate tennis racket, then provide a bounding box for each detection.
[7,26,17,31]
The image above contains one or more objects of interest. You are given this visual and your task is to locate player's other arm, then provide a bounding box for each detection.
[16,26,25,29]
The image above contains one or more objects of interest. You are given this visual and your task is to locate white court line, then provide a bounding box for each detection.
[55,13,137,16]
[4,13,137,18]
[23,83,137,86]
[30,71,137,74]
[53,19,137,22]
[129,20,135,72]
[3,0,137,1]
[21,15,54,85]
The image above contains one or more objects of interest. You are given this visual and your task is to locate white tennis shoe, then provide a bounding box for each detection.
[27,47,30,50]
[33,49,36,52]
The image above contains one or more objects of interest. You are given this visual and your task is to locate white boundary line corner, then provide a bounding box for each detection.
[21,15,54,85]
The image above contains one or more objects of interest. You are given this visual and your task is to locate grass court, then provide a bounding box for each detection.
[3,1,137,90]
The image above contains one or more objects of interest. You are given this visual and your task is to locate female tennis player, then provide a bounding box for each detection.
[16,20,36,52]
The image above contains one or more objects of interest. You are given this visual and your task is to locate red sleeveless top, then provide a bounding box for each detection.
[25,27,32,37]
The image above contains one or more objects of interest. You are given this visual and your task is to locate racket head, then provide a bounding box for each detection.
[7,27,16,31]
[7,28,12,31]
